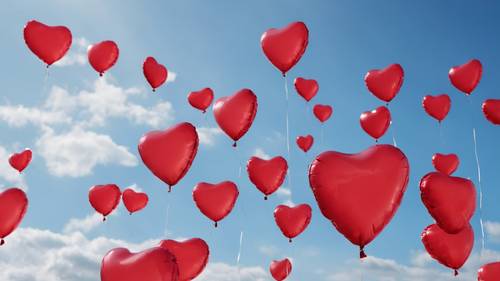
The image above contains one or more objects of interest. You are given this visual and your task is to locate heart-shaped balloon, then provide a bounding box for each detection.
[88,184,121,220]
[422,94,451,122]
[188,88,214,113]
[261,22,309,75]
[296,135,314,152]
[101,247,179,281]
[364,64,404,103]
[270,258,292,281]
[8,148,32,173]
[274,204,312,242]
[294,77,318,102]
[143,57,168,91]
[23,20,72,66]
[309,144,409,257]
[449,59,482,95]
[159,238,209,281]
[122,188,148,214]
[313,104,332,123]
[0,188,28,245]
[432,153,459,175]
[421,223,473,276]
[88,40,119,76]
[138,122,199,191]
[193,181,239,227]
[247,156,288,200]
[359,106,391,140]
[478,262,500,281]
[420,172,475,234]
[482,99,500,125]
[213,89,258,146]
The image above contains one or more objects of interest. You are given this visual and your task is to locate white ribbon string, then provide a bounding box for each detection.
[473,127,485,256]
[283,76,293,199]
[236,231,244,281]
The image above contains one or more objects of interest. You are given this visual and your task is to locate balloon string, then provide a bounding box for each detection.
[438,122,446,149]
[236,231,244,281]
[283,76,293,198]
[390,120,398,147]
[360,256,364,281]
[473,127,485,255]
[164,192,171,237]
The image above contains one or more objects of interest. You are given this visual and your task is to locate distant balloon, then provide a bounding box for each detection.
[478,262,500,281]
[270,258,292,281]
[294,77,318,102]
[0,188,28,245]
[159,238,209,281]
[274,204,312,242]
[143,57,168,91]
[364,64,404,103]
[422,94,451,122]
[449,59,482,95]
[23,20,72,66]
[193,181,239,227]
[88,184,121,221]
[432,153,459,175]
[88,40,119,76]
[188,88,214,113]
[296,135,314,152]
[482,99,500,125]
[359,106,391,141]
[122,189,148,215]
[8,148,32,173]
[247,156,288,200]
[313,104,332,123]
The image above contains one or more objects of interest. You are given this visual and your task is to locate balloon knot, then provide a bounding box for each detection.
[46,64,50,69]
[282,72,286,78]
[129,212,132,215]
[168,186,172,193]
[99,72,103,77]
[0,239,4,246]
[360,246,367,259]
[232,142,237,148]
[454,270,458,276]
[152,88,156,92]
[375,139,379,143]
[202,110,206,113]
[289,238,292,243]
[102,216,106,222]
[264,196,268,200]
[386,102,389,107]
[214,221,218,228]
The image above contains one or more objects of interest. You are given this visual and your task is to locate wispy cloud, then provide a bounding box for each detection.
[53,37,89,67]
[197,127,223,146]
[253,147,271,160]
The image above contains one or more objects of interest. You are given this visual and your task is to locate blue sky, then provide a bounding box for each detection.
[0,1,500,280]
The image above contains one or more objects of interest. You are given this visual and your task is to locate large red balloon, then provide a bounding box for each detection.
[8,148,32,173]
[421,223,473,276]
[213,89,257,146]
[261,22,309,76]
[422,94,451,122]
[420,172,475,234]
[0,188,28,245]
[159,238,209,281]
[294,78,318,102]
[478,262,500,281]
[143,57,168,91]
[449,59,482,95]
[313,104,332,123]
[270,258,292,281]
[296,135,314,152]
[188,88,214,113]
[122,189,148,215]
[364,64,404,103]
[88,184,121,220]
[101,247,179,281]
[359,106,391,140]
[88,40,119,76]
[247,156,288,200]
[309,144,409,258]
[138,122,199,191]
[432,153,459,175]
[274,204,312,242]
[23,20,72,66]
[193,181,239,227]
[482,99,500,125]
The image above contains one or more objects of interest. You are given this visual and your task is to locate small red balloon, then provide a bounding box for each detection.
[261,22,309,76]
[482,99,500,125]
[88,184,121,220]
[247,156,288,199]
[193,181,239,227]
[313,104,332,123]
[449,59,482,95]
[143,57,168,91]
[422,94,451,122]
[294,77,318,102]
[296,135,314,152]
[359,106,391,140]
[478,262,500,281]
[274,204,312,242]
[188,88,214,113]
[364,64,404,103]
[8,148,32,173]
[159,238,209,281]
[88,40,119,76]
[0,188,28,245]
[270,258,292,281]
[23,20,72,66]
[432,153,459,175]
[122,189,148,214]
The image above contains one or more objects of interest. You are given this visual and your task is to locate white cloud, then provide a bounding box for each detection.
[53,37,89,67]
[0,146,27,190]
[485,221,500,243]
[0,104,71,128]
[196,262,269,281]
[258,244,280,257]
[124,183,143,192]
[63,213,113,234]
[276,187,293,206]
[197,127,223,146]
[166,71,177,83]
[253,147,271,160]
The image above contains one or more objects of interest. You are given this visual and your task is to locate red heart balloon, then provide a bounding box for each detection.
[101,247,179,281]
[294,77,318,102]
[432,153,459,175]
[188,88,214,113]
[359,106,391,140]
[296,135,314,152]
[449,59,482,95]
[309,144,409,257]
[261,22,309,76]
[88,40,119,76]
[192,181,239,227]
[159,238,209,281]
[23,20,72,66]
[422,94,451,122]
[270,258,292,281]
[88,184,121,220]
[420,172,475,234]
[122,189,148,215]
[313,104,333,123]
[364,64,404,103]
[421,223,473,275]
[8,148,32,173]
[0,188,28,245]
[478,262,500,281]
[482,99,500,125]
[138,122,199,191]
[247,156,288,200]
[274,204,312,242]
[143,57,168,91]
[213,89,258,146]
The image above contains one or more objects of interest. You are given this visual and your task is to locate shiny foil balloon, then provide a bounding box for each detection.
[192,181,239,227]
[294,77,318,101]
[261,22,309,75]
[88,184,121,220]
[270,258,292,281]
[88,40,119,76]
[8,148,32,173]
[138,122,199,191]
[309,144,409,258]
[274,204,312,242]
[0,188,28,245]
[359,106,391,140]
[188,88,214,113]
[313,104,332,123]
[143,57,168,91]
[422,94,451,122]
[122,189,148,214]
[101,247,179,281]
[432,153,459,175]
[247,156,288,199]
[296,135,314,152]
[478,262,500,281]
[449,59,482,95]
[364,64,404,103]
[482,99,500,125]
[23,20,72,66]
[159,238,209,281]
